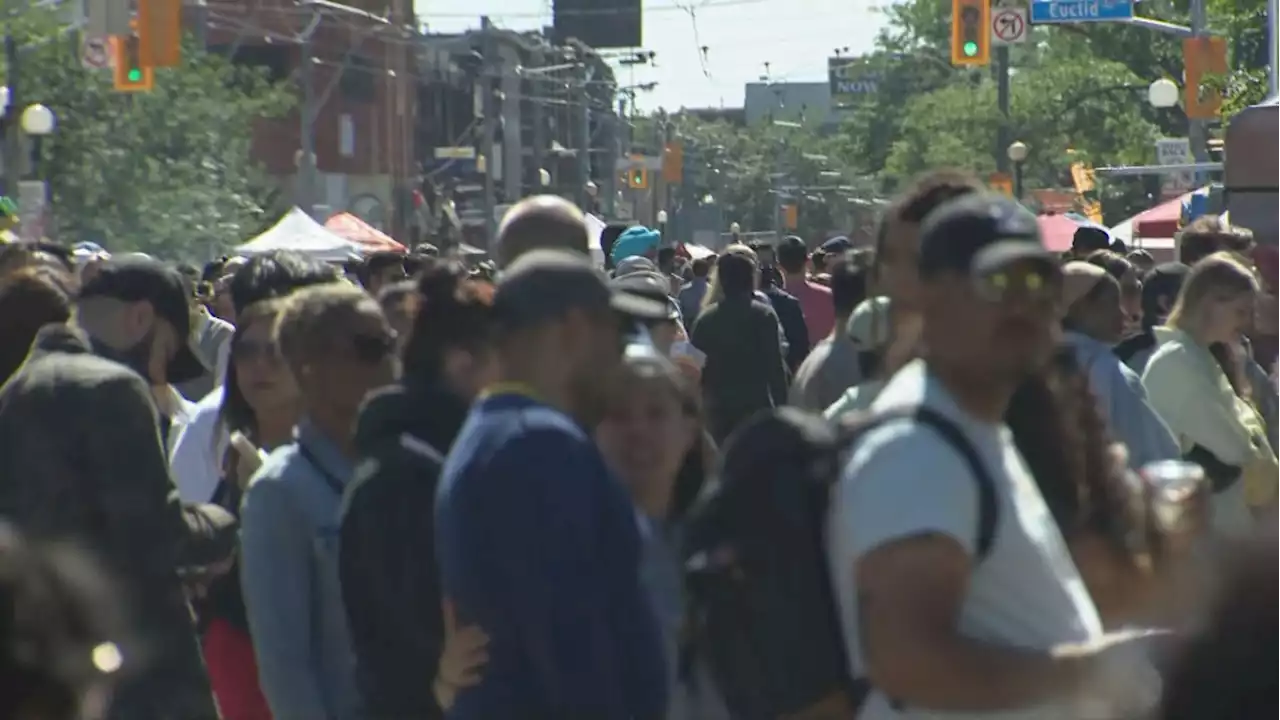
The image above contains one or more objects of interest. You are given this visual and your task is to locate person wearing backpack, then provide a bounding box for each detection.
[827,195,1162,718]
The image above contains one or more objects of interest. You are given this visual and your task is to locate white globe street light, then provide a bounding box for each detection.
[1006,140,1029,164]
[729,221,741,234]
[21,104,56,136]
[537,168,551,187]
[1148,78,1179,109]
[584,180,598,197]
[656,210,668,224]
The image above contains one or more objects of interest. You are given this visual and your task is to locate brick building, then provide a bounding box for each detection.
[197,0,416,236]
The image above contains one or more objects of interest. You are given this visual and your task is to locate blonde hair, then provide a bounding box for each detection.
[1166,251,1259,332]
[1166,252,1260,398]
[700,244,758,312]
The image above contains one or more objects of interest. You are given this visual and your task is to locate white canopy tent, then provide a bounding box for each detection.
[235,207,361,262]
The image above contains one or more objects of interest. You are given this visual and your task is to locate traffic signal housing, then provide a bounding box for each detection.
[113,33,155,92]
[951,0,990,67]
[627,168,649,190]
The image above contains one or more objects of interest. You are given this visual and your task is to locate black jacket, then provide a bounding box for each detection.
[340,381,471,720]
[762,285,810,372]
[691,296,790,443]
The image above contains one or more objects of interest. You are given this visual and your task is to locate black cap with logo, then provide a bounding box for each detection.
[918,193,1053,278]
[79,257,208,384]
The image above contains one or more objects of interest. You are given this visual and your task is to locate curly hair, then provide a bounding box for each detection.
[1006,348,1151,571]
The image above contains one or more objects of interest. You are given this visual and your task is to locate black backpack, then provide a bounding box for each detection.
[682,406,999,720]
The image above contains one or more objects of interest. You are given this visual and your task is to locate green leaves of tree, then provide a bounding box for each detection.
[5,14,293,258]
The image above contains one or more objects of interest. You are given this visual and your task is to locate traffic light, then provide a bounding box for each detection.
[138,0,183,68]
[627,168,648,190]
[113,33,154,92]
[951,0,990,67]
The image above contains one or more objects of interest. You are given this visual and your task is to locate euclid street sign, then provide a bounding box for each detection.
[1030,0,1134,23]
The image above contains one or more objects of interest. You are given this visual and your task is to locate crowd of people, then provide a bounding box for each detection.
[0,175,1274,720]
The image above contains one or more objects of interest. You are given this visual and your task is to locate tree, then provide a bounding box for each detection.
[5,11,293,258]
[666,115,881,241]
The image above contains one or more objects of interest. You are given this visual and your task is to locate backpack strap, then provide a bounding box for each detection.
[857,406,1000,561]
[910,408,999,560]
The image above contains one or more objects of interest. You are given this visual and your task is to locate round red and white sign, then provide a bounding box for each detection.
[992,8,1028,44]
[81,37,111,70]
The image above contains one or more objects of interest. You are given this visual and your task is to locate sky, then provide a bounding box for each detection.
[414,0,887,112]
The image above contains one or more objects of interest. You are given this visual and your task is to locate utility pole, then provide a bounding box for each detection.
[995,45,1011,175]
[479,16,497,244]
[2,22,19,197]
[297,12,322,215]
[1188,0,1208,187]
[530,52,545,196]
[575,64,593,211]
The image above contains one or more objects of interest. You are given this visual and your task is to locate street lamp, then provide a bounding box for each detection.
[537,168,551,187]
[21,104,55,136]
[729,221,741,245]
[1147,78,1179,109]
[1006,141,1028,200]
[656,209,668,244]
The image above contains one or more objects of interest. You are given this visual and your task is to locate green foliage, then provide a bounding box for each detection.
[663,0,1270,231]
[4,10,293,259]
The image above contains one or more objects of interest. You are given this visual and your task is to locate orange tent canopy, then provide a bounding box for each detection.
[324,212,406,254]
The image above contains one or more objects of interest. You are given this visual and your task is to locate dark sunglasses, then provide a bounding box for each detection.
[349,330,398,364]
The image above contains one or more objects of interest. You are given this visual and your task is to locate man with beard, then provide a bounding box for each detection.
[0,256,237,720]
[435,250,672,719]
[825,195,1162,719]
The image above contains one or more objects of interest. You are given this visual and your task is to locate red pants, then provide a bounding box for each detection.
[204,618,272,720]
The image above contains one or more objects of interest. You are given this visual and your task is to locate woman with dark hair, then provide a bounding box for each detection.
[340,259,496,719]
[0,266,75,386]
[201,299,297,720]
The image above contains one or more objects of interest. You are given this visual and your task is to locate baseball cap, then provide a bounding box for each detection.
[611,271,680,321]
[1141,262,1190,320]
[79,257,208,384]
[918,193,1052,278]
[493,249,670,332]
[846,296,892,350]
[614,255,658,277]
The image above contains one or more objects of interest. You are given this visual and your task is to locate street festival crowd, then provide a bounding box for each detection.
[0,171,1276,720]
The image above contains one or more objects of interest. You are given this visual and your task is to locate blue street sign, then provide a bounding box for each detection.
[1030,0,1134,23]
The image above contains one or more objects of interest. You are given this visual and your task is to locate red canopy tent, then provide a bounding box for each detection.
[1129,193,1189,239]
[1036,213,1083,253]
[325,212,406,254]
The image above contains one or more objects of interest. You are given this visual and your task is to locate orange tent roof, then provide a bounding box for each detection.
[324,212,406,254]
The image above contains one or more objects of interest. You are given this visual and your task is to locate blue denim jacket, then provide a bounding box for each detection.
[1065,331,1180,469]
[239,419,364,720]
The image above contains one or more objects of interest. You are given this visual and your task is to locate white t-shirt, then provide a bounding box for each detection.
[825,359,1105,720]
[168,386,227,503]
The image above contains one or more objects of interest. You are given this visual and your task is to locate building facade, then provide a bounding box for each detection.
[197,0,417,235]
